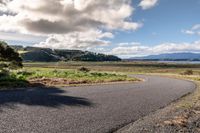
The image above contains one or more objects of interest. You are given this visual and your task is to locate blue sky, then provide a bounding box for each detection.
[112,0,200,45]
[0,0,200,57]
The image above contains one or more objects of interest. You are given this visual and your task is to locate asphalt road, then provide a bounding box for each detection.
[0,75,196,133]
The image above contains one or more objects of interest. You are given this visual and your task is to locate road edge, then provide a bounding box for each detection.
[115,75,198,133]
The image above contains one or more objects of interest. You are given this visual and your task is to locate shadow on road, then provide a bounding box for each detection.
[0,86,93,110]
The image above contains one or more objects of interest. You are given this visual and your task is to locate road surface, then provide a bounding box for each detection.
[0,75,196,133]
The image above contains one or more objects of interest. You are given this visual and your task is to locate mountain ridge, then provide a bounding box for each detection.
[129,52,200,61]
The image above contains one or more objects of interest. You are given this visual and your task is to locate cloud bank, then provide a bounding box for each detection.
[110,41,200,57]
[34,30,113,49]
[0,0,143,49]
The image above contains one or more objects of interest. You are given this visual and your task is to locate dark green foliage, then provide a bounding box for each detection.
[0,69,29,88]
[0,41,23,69]
[72,52,121,61]
[0,42,27,88]
[53,49,121,61]
[78,67,90,73]
[16,70,34,77]
[0,69,9,78]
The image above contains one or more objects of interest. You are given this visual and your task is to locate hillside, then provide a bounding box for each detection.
[130,53,200,61]
[11,45,121,62]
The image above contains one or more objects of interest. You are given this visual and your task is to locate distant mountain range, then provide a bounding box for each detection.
[129,53,200,61]
[11,45,121,62]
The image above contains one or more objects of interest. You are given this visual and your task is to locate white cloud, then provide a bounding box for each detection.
[117,42,141,46]
[0,0,144,50]
[110,41,200,57]
[139,0,158,10]
[0,31,46,43]
[182,24,200,36]
[192,24,200,30]
[34,30,112,49]
[0,0,142,35]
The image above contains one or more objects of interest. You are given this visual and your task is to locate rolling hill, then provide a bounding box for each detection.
[11,46,121,62]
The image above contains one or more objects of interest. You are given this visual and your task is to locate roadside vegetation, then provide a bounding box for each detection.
[0,41,28,88]
[23,61,200,85]
[9,68,136,87]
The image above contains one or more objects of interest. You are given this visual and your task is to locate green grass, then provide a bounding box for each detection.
[2,61,200,88]
[0,70,29,88]
[22,61,200,86]
[18,50,29,54]
[27,68,131,81]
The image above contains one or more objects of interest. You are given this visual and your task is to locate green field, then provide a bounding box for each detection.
[17,50,29,54]
[1,61,200,89]
[24,61,200,82]
[0,62,140,88]
[24,61,200,75]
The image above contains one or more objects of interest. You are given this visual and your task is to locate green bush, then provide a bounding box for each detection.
[17,70,34,76]
[0,69,9,78]
[0,70,30,88]
[182,70,193,75]
[78,67,90,73]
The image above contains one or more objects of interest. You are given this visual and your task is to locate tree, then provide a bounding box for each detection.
[0,41,23,70]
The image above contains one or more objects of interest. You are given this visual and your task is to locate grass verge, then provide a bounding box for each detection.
[0,67,139,89]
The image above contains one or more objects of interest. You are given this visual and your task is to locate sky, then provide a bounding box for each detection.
[0,0,200,58]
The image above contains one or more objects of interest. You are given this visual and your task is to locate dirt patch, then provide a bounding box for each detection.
[163,115,188,127]
[28,77,140,87]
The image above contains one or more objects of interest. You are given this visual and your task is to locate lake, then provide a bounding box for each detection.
[157,61,200,64]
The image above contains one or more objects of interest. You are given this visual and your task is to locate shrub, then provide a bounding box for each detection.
[0,69,9,78]
[78,67,90,73]
[52,69,58,73]
[17,70,34,76]
[182,70,193,75]
[0,70,30,88]
[0,41,23,69]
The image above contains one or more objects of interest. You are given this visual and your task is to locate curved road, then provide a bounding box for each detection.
[0,75,196,133]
